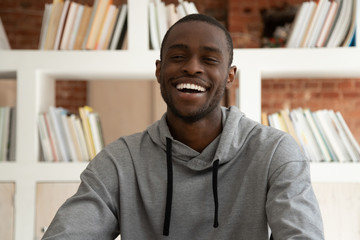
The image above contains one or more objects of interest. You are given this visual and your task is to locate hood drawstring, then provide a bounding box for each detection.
[163,137,173,236]
[163,138,220,236]
[212,159,219,228]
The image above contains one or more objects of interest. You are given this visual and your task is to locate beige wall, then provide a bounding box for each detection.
[88,80,166,145]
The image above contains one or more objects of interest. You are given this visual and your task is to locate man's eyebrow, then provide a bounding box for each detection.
[168,44,222,55]
[168,44,188,50]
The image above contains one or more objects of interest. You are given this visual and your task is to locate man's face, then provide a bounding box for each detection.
[156,21,235,123]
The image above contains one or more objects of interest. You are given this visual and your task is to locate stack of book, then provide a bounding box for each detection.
[262,108,360,162]
[39,0,128,50]
[286,0,356,48]
[38,106,104,162]
[149,0,199,50]
[0,107,16,161]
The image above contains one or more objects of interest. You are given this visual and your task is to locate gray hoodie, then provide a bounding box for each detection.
[42,106,324,240]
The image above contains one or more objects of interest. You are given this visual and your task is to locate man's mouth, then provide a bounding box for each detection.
[176,83,206,93]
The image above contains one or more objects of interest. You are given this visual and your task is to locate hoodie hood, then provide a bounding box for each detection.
[147,106,257,171]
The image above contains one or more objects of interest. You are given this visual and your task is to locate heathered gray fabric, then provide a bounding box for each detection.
[42,106,324,240]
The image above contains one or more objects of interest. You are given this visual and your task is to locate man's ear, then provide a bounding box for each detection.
[155,60,161,83]
[226,65,237,88]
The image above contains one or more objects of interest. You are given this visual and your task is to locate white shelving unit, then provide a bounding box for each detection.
[1,0,360,239]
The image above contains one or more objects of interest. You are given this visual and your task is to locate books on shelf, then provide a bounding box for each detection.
[263,108,360,162]
[39,0,128,50]
[0,107,16,161]
[148,0,199,50]
[38,105,104,162]
[286,0,356,48]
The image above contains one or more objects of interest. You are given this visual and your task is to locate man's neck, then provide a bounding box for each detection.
[166,109,223,152]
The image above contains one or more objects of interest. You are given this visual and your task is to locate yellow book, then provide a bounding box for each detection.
[79,106,96,159]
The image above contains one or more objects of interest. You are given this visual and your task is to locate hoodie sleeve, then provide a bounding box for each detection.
[42,149,121,240]
[266,135,324,240]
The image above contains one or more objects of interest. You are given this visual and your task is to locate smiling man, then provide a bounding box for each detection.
[42,14,324,240]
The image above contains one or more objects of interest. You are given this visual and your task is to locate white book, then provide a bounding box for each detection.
[0,107,11,161]
[60,1,79,50]
[336,111,360,156]
[155,0,168,46]
[303,108,332,161]
[43,112,60,161]
[181,1,198,14]
[53,0,71,50]
[39,4,53,49]
[326,0,352,47]
[286,2,309,48]
[291,108,323,162]
[66,114,83,162]
[48,106,70,162]
[61,112,79,162]
[302,0,329,47]
[176,1,187,18]
[311,111,337,161]
[148,2,160,50]
[329,110,360,161]
[88,112,104,155]
[38,113,54,162]
[68,4,85,50]
[294,1,317,47]
[307,0,331,47]
[96,4,117,50]
[72,115,90,161]
[166,3,179,28]
[315,110,350,162]
[109,4,127,50]
[315,0,339,47]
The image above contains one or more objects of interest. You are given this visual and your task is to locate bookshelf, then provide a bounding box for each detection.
[0,0,360,239]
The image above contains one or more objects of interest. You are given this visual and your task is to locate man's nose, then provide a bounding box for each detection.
[182,56,203,75]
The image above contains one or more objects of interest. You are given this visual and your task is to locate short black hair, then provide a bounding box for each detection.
[160,14,234,66]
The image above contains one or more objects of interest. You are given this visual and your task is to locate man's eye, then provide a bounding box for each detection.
[204,57,219,64]
[171,55,184,59]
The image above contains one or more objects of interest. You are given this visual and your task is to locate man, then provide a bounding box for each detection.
[42,14,324,239]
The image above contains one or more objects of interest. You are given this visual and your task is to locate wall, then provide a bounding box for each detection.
[1,0,359,141]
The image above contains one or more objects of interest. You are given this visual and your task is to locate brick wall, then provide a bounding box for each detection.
[1,0,360,141]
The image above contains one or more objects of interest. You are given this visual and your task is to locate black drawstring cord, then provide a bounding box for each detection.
[212,159,219,228]
[163,137,173,236]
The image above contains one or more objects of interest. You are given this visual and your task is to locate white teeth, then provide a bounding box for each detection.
[176,83,206,92]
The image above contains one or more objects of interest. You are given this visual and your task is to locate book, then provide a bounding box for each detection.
[109,4,127,50]
[286,2,309,48]
[302,0,330,48]
[280,109,300,146]
[85,0,112,50]
[326,0,353,47]
[73,4,92,50]
[43,0,65,50]
[79,106,96,159]
[315,0,340,47]
[303,108,332,161]
[0,17,11,49]
[155,0,168,46]
[43,112,60,161]
[148,2,160,49]
[81,0,100,50]
[68,3,85,50]
[336,111,360,158]
[60,111,79,161]
[59,1,79,50]
[72,114,90,161]
[341,0,357,46]
[96,4,118,50]
[328,110,360,161]
[39,3,53,49]
[88,112,104,154]
[38,113,54,161]
[315,109,350,162]
[48,106,71,161]
[53,0,71,50]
